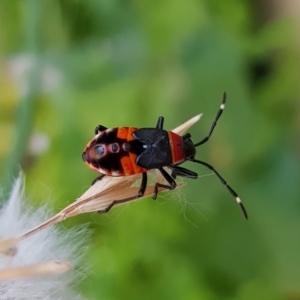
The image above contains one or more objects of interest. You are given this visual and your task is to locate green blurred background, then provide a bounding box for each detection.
[1,1,300,299]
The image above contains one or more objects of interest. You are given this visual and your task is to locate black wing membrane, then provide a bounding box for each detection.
[133,128,172,169]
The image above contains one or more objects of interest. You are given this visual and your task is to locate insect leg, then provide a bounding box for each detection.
[192,158,248,219]
[194,92,226,147]
[182,133,191,140]
[94,125,107,135]
[156,117,164,129]
[92,174,106,185]
[138,172,148,197]
[98,172,147,214]
[97,195,141,214]
[169,165,198,179]
[153,168,177,200]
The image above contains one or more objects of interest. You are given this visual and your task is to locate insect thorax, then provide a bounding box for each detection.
[182,139,196,160]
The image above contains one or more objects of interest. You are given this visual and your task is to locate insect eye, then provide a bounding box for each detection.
[94,145,105,158]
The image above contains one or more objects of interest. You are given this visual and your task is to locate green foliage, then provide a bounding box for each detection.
[1,0,300,299]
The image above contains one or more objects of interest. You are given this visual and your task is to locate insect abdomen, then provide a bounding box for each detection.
[117,127,148,176]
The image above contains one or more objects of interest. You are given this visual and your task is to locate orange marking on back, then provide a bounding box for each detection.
[127,127,137,141]
[117,127,128,140]
[129,152,148,174]
[168,131,185,164]
[120,155,135,175]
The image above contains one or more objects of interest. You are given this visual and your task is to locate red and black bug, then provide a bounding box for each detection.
[82,93,247,218]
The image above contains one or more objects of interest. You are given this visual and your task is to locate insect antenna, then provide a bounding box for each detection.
[190,158,248,219]
[193,92,226,148]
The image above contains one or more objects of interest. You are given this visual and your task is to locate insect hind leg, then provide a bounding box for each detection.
[153,168,177,200]
[98,172,148,214]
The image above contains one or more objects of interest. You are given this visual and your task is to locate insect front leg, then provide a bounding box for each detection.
[169,165,198,180]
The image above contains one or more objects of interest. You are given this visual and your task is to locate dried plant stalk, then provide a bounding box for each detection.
[20,179,184,240]
[173,114,202,136]
[0,261,72,280]
[0,237,18,256]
